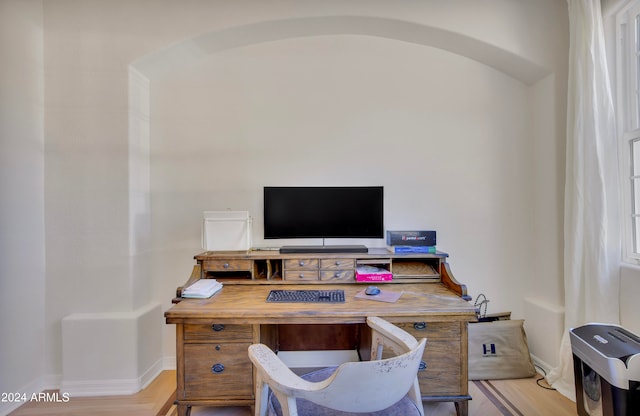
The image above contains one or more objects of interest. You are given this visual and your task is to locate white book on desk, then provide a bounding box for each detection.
[183,279,223,298]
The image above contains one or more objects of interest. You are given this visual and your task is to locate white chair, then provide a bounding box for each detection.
[248,316,427,416]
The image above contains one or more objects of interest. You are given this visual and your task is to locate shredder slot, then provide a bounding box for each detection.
[572,324,640,363]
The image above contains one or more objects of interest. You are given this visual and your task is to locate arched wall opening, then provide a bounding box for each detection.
[126,15,554,373]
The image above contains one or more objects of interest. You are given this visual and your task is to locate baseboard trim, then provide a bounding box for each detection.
[0,376,44,416]
[530,353,554,377]
[41,373,62,391]
[61,378,141,397]
[139,357,165,390]
[61,357,165,397]
[277,349,359,375]
[163,355,176,370]
[0,400,24,416]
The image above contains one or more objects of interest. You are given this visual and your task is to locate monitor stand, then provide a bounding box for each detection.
[279,245,368,254]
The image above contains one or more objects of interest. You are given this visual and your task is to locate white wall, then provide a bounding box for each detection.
[147,33,538,361]
[137,0,570,368]
[0,1,45,413]
[1,0,576,403]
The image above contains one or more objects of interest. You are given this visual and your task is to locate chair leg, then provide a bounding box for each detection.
[274,392,298,416]
[371,330,384,360]
[255,378,269,416]
[407,379,425,416]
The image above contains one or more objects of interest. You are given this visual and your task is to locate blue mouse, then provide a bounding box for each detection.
[365,286,381,296]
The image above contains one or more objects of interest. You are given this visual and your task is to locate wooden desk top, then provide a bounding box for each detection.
[165,282,478,325]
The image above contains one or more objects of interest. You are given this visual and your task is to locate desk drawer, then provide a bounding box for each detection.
[284,259,318,270]
[283,270,319,281]
[202,259,252,272]
[184,343,253,399]
[420,338,463,395]
[394,321,461,339]
[320,270,355,281]
[184,324,254,342]
[387,321,464,396]
[319,258,355,270]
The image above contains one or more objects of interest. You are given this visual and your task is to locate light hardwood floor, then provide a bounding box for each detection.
[9,370,577,416]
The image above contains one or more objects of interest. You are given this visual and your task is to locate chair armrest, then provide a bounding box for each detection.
[367,317,420,348]
[248,344,328,395]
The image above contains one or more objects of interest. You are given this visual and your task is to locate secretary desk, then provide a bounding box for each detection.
[165,248,478,416]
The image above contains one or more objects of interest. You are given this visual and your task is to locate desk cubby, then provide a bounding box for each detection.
[192,248,462,286]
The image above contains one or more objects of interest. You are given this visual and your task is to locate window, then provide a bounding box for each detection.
[617,1,640,261]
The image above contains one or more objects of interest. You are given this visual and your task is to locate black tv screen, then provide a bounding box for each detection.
[263,186,384,239]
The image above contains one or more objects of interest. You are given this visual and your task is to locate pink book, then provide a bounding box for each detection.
[356,273,393,282]
[355,265,393,282]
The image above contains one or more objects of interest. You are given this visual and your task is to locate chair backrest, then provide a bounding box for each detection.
[248,316,427,416]
[295,336,427,412]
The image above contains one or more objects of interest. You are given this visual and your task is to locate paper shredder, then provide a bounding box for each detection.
[570,323,640,416]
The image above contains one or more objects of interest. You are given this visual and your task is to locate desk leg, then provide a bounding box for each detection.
[177,404,191,416]
[455,400,468,416]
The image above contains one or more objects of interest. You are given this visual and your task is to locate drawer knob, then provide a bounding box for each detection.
[215,345,221,351]
[212,324,225,332]
[299,273,304,279]
[413,322,427,331]
[419,361,427,371]
[211,363,225,374]
[223,263,230,269]
[299,261,305,266]
[334,272,341,278]
[335,261,341,266]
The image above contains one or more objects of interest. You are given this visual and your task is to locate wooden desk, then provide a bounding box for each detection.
[165,250,477,416]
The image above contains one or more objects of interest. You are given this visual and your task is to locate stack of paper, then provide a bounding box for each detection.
[182,279,223,298]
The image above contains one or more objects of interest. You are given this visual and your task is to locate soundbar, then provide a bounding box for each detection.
[279,245,368,254]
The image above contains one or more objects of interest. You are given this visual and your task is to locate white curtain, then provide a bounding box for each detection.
[546,0,621,400]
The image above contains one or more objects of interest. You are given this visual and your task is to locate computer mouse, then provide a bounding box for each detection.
[365,286,381,296]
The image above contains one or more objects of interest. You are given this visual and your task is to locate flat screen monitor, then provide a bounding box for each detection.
[263,186,384,239]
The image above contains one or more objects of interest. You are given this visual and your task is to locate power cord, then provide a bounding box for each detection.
[474,293,490,319]
[534,365,556,390]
